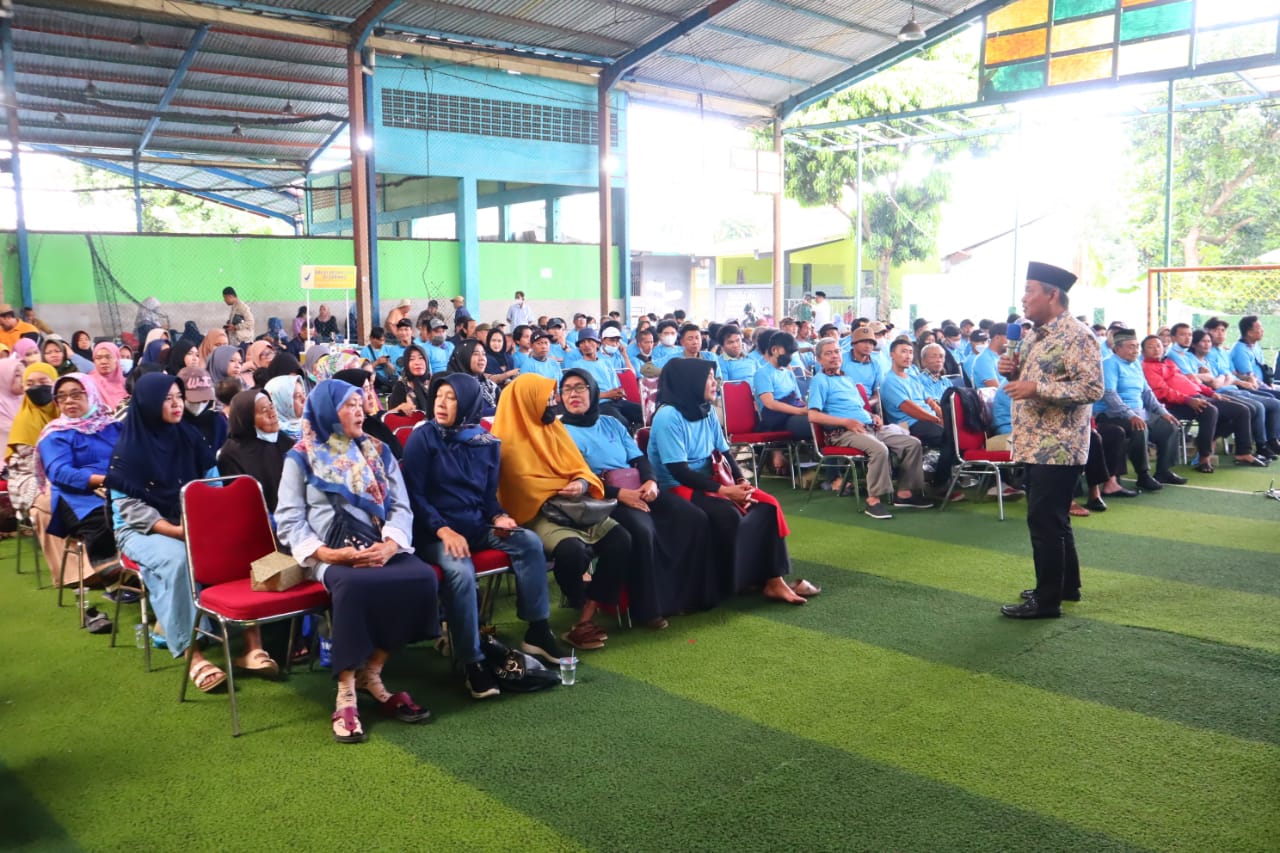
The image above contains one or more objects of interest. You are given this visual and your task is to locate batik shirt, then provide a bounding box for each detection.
[1009,310,1103,466]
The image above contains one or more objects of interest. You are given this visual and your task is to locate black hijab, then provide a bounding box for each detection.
[559,368,600,428]
[262,350,304,384]
[448,339,486,377]
[107,373,217,523]
[166,340,197,376]
[217,389,294,511]
[484,329,513,374]
[178,320,203,348]
[398,345,431,414]
[658,358,716,422]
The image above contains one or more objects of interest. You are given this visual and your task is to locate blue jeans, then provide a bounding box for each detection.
[116,527,204,658]
[419,528,550,665]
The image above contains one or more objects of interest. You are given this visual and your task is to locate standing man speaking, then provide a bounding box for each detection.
[998,262,1103,619]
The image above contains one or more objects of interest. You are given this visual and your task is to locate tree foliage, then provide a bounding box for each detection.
[777,34,990,317]
[73,164,283,235]
[1125,102,1280,269]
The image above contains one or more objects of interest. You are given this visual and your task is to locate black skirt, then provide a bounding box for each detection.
[689,490,790,599]
[323,552,439,676]
[611,491,715,616]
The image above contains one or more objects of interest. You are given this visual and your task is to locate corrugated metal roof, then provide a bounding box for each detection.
[6,0,986,221]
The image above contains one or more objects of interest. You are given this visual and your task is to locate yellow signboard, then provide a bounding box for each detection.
[301,265,357,290]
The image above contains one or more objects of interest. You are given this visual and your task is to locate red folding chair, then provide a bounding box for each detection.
[109,552,152,672]
[617,368,641,405]
[941,393,1019,521]
[806,422,867,504]
[721,380,798,487]
[393,425,416,448]
[180,476,331,736]
[384,411,425,433]
[634,427,650,454]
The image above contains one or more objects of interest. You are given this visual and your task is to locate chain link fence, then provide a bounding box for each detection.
[1149,265,1280,367]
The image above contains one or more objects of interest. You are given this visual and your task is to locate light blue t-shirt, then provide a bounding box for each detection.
[647,406,730,491]
[424,341,453,375]
[599,347,628,371]
[880,369,931,426]
[564,416,642,475]
[1095,356,1148,415]
[840,355,884,398]
[717,354,757,382]
[991,388,1012,435]
[521,356,562,380]
[363,343,401,380]
[1208,346,1233,378]
[752,362,801,408]
[651,344,683,368]
[807,371,872,425]
[1166,343,1197,375]
[572,357,620,392]
[918,371,955,403]
[1230,340,1264,381]
[971,348,1002,387]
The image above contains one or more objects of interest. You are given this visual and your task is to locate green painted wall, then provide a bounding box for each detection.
[1,232,618,307]
[717,254,773,285]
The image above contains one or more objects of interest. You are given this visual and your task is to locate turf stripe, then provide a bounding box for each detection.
[0,760,81,852]
[785,517,1280,654]
[591,613,1280,852]
[1078,505,1280,555]
[372,646,1141,853]
[732,562,1280,746]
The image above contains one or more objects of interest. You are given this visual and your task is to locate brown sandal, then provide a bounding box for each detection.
[562,622,605,650]
[1069,502,1090,518]
[189,661,227,693]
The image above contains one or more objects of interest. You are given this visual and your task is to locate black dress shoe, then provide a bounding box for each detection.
[1001,596,1062,619]
[1256,444,1278,460]
[1021,588,1080,602]
[1084,497,1108,512]
[1101,486,1137,498]
[1155,471,1187,485]
[1135,474,1163,491]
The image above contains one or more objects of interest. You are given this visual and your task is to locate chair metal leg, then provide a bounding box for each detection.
[940,467,962,512]
[283,616,298,676]
[994,467,1006,521]
[141,592,152,672]
[179,621,200,702]
[219,618,240,737]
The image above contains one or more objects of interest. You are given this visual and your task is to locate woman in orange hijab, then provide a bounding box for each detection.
[492,374,634,651]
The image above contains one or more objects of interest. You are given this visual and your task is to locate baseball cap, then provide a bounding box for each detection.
[530,330,550,343]
[599,326,622,339]
[546,317,566,329]
[576,328,601,345]
[177,367,215,403]
[428,318,448,330]
[868,321,887,334]
[969,329,990,343]
[851,327,875,344]
[395,318,413,329]
[0,303,13,316]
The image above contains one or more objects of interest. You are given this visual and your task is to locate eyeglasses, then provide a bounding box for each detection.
[54,391,87,404]
[561,383,590,395]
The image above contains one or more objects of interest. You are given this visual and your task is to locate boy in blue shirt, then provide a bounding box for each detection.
[880,338,945,447]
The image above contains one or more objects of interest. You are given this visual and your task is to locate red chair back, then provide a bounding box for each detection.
[635,427,650,453]
[617,368,641,404]
[811,421,830,454]
[393,425,415,448]
[856,383,870,405]
[181,477,277,587]
[950,392,987,455]
[385,411,425,433]
[722,381,760,436]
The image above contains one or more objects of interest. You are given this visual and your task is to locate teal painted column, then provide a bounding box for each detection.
[458,176,480,308]
[546,195,561,242]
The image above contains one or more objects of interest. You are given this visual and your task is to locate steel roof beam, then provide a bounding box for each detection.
[397,0,635,52]
[20,83,342,115]
[11,44,344,88]
[305,120,348,172]
[662,51,813,85]
[138,23,207,154]
[602,0,745,90]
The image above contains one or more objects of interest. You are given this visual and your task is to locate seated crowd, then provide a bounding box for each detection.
[2,297,1275,744]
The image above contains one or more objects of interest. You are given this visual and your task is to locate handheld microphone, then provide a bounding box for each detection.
[1006,322,1023,358]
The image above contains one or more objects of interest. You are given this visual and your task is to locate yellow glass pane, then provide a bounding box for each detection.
[987,0,1049,34]
[986,28,1049,65]
[1049,48,1114,84]
[1121,0,1160,7]
[1050,14,1115,52]
[1117,34,1191,75]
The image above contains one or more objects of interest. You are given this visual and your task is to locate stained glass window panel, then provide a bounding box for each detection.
[1196,23,1278,65]
[1053,0,1115,22]
[987,60,1048,94]
[986,28,1049,65]
[1120,0,1164,8]
[1196,0,1277,28]
[1049,48,1114,84]
[1117,34,1191,75]
[987,0,1050,34]
[1120,1,1193,42]
[1050,14,1117,52]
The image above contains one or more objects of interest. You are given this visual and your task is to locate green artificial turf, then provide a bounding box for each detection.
[1,464,1277,852]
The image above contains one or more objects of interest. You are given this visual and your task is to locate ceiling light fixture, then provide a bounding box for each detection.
[54,112,66,123]
[85,80,98,96]
[130,22,149,50]
[282,100,295,115]
[897,2,926,42]
[231,123,244,137]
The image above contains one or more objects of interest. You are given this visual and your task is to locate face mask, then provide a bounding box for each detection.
[255,428,279,443]
[660,333,676,347]
[541,405,558,425]
[972,343,987,355]
[185,401,208,417]
[25,386,53,407]
[776,352,793,367]
[603,344,618,355]
[119,358,134,374]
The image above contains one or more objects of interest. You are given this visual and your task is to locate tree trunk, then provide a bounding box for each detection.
[1181,227,1200,268]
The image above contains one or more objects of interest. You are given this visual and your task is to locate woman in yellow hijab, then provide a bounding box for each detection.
[492,374,634,651]
[6,362,59,514]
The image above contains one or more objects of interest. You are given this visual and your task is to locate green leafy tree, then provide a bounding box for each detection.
[778,34,988,318]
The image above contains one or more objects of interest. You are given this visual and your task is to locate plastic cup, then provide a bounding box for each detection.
[134,623,146,650]
[559,656,578,686]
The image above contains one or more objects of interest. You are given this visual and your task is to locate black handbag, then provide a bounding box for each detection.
[480,634,561,693]
[322,494,383,550]
[540,494,617,528]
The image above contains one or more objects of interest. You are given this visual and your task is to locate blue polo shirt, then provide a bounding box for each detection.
[717,354,757,382]
[752,362,801,408]
[880,369,931,426]
[1230,340,1265,381]
[1166,343,1197,375]
[564,416,643,476]
[647,405,730,491]
[362,343,401,381]
[841,355,883,398]
[424,341,453,374]
[991,388,1012,434]
[521,356,562,380]
[1095,356,1148,415]
[573,357,620,392]
[807,370,872,425]
[1208,346,1233,378]
[651,344,682,368]
[918,371,954,402]
[971,348,1002,387]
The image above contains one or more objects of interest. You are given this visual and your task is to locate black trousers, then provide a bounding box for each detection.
[599,400,643,429]
[550,526,630,610]
[909,419,944,448]
[1096,414,1177,475]
[1025,464,1083,606]
[1166,401,1219,457]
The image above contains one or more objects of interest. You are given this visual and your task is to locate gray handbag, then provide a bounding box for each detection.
[540,495,617,528]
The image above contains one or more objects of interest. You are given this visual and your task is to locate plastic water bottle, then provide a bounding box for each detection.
[134,623,146,649]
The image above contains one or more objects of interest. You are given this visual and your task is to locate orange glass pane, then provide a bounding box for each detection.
[1050,14,1116,52]
[1121,0,1160,7]
[987,0,1050,34]
[1117,34,1191,75]
[1049,48,1114,85]
[986,28,1049,65]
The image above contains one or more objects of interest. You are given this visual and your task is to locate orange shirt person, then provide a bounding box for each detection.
[0,303,39,351]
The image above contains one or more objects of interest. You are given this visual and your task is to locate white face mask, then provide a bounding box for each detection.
[185,401,209,416]
[603,344,618,355]
[255,428,279,443]
[660,333,677,347]
[119,358,134,374]
[972,343,987,355]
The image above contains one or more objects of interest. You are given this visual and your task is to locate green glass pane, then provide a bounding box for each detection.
[1196,22,1278,64]
[987,59,1048,94]
[1053,0,1115,22]
[1120,1,1192,41]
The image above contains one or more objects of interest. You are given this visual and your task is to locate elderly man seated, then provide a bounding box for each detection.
[807,338,933,520]
[1140,335,1266,471]
[1093,328,1183,491]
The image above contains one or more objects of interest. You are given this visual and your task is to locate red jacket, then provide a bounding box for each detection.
[1143,357,1213,405]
